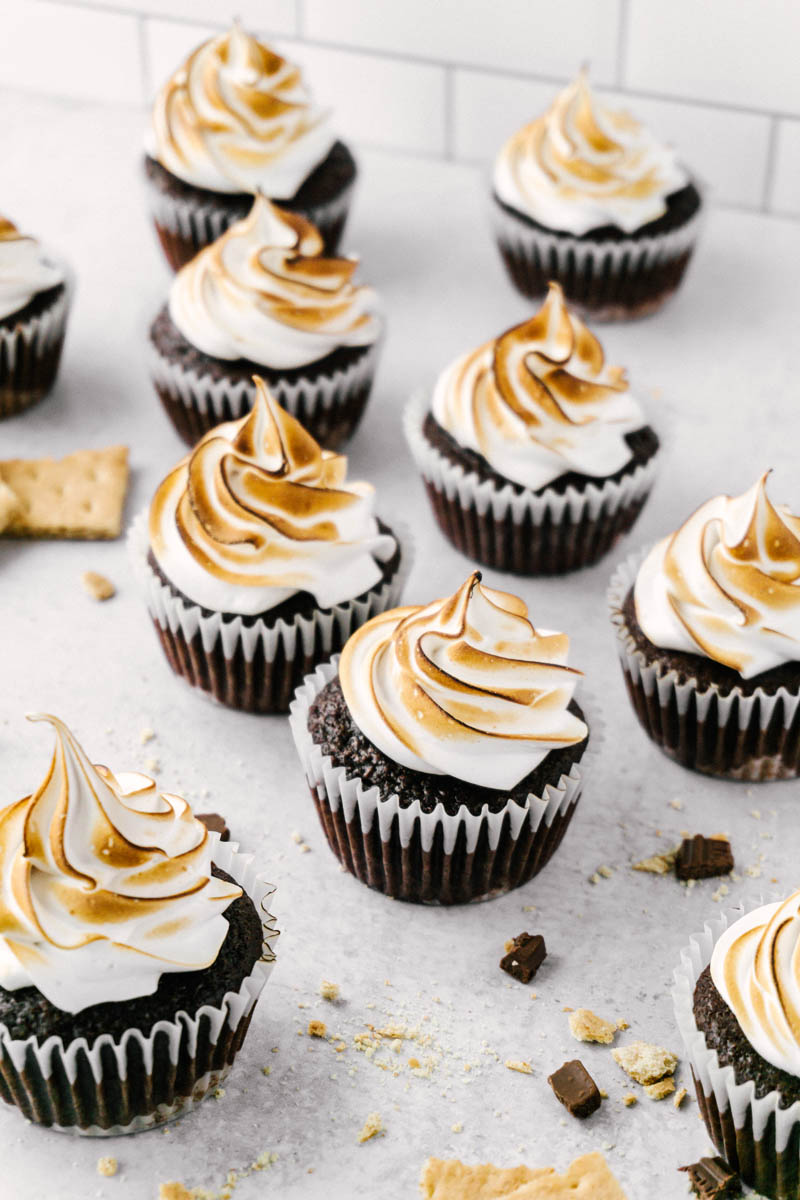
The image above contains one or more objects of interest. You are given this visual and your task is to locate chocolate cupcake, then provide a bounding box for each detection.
[130,379,403,713]
[0,714,277,1134]
[290,572,590,904]
[405,282,659,575]
[0,216,71,418]
[150,195,382,449]
[492,71,703,320]
[609,472,800,781]
[145,22,356,271]
[674,893,800,1197]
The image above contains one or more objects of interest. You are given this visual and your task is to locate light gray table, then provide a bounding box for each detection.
[1,88,797,1199]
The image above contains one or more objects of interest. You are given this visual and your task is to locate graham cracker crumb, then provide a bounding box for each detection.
[568,1008,617,1045]
[81,570,115,601]
[597,865,614,878]
[622,1093,637,1107]
[504,1059,533,1075]
[290,830,303,843]
[140,728,155,744]
[261,1066,271,1076]
[674,1086,688,1108]
[632,847,678,874]
[612,1041,678,1085]
[308,1021,327,1038]
[451,1122,463,1133]
[97,1156,117,1177]
[319,980,340,1002]
[357,1112,383,1143]
[616,1020,630,1031]
[669,798,684,810]
[644,1077,676,1100]
[299,842,311,853]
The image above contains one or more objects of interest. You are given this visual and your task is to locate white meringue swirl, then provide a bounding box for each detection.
[0,217,64,322]
[339,572,587,789]
[0,715,240,1014]
[635,473,800,678]
[169,196,380,369]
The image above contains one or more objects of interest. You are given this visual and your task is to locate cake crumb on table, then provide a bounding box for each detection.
[568,1008,617,1045]
[81,571,115,601]
[358,1112,384,1143]
[96,1156,117,1177]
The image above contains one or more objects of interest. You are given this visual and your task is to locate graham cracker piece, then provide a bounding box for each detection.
[568,1009,617,1045]
[0,445,129,539]
[612,1041,677,1086]
[0,480,21,531]
[81,571,115,601]
[644,1078,676,1100]
[357,1112,383,1144]
[419,1151,627,1198]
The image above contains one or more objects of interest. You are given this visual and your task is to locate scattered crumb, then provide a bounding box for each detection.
[568,1009,617,1045]
[213,1087,225,1099]
[599,1089,608,1099]
[616,1020,630,1031]
[290,831,303,843]
[139,727,155,744]
[81,570,115,601]
[669,799,684,810]
[504,1060,533,1075]
[451,1122,463,1133]
[97,1156,117,1177]
[261,1066,271,1076]
[320,980,340,1002]
[622,1093,637,1107]
[612,1042,678,1085]
[597,865,614,878]
[750,809,762,820]
[308,1021,327,1038]
[712,883,730,902]
[145,757,160,774]
[358,1112,383,1144]
[674,1086,688,1109]
[644,1078,676,1100]
[299,843,311,853]
[632,847,678,874]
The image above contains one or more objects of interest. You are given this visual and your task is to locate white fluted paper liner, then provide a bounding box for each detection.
[0,838,278,1136]
[673,904,800,1152]
[289,656,598,859]
[404,389,659,528]
[149,330,381,427]
[609,551,800,772]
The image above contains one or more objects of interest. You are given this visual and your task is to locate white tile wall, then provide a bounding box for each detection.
[4,0,800,219]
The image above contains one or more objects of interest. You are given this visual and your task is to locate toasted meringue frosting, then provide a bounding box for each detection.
[431,282,646,491]
[0,715,240,1013]
[711,893,800,1076]
[339,572,587,789]
[148,22,336,197]
[168,195,380,369]
[0,216,64,322]
[149,379,396,616]
[494,71,688,236]
[635,474,800,679]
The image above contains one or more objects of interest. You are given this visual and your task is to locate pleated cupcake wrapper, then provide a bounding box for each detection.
[491,196,703,320]
[673,906,800,1197]
[404,389,659,575]
[289,657,598,904]
[0,839,278,1136]
[128,511,411,714]
[609,551,800,781]
[146,172,355,270]
[149,333,381,449]
[0,269,72,417]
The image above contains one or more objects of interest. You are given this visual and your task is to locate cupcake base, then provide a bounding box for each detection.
[290,660,589,905]
[609,555,800,781]
[491,183,703,321]
[0,282,70,418]
[144,142,357,271]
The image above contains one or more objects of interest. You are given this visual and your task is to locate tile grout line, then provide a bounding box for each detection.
[615,0,630,89]
[443,65,454,161]
[760,116,781,212]
[136,13,150,106]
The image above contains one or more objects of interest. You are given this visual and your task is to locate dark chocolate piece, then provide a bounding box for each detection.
[676,835,734,880]
[547,1060,601,1118]
[197,812,230,841]
[500,933,547,983]
[679,1156,741,1198]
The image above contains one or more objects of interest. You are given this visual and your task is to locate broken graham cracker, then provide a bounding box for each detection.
[0,479,21,531]
[676,835,734,881]
[568,1008,617,1045]
[612,1041,677,1086]
[499,932,546,983]
[644,1077,675,1100]
[679,1156,741,1199]
[420,1151,627,1199]
[0,445,129,539]
[632,847,678,874]
[357,1112,383,1144]
[547,1060,602,1119]
[81,570,115,601]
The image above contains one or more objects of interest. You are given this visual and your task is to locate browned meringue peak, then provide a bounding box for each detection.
[339,571,587,788]
[149,379,395,615]
[0,217,20,242]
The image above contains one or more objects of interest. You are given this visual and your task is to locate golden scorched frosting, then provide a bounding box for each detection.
[0,715,240,1013]
[635,474,800,678]
[711,893,800,1076]
[339,572,587,789]
[431,282,646,491]
[0,215,64,322]
[149,379,396,616]
[149,22,336,197]
[168,195,380,369]
[494,71,688,236]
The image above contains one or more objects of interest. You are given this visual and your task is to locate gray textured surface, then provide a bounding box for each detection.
[0,89,798,1199]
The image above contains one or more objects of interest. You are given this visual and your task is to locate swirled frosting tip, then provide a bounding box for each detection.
[0,216,64,321]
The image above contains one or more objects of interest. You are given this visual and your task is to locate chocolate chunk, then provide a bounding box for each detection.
[676,835,734,880]
[197,812,230,841]
[679,1156,741,1198]
[547,1060,602,1118]
[500,932,547,983]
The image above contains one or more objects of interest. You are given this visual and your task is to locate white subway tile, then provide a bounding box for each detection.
[73,0,296,34]
[771,119,800,215]
[626,0,800,116]
[144,18,219,97]
[0,2,141,105]
[304,0,621,84]
[453,70,772,209]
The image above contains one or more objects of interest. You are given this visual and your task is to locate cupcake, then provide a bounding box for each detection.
[405,281,659,575]
[609,472,800,781]
[150,194,382,449]
[0,714,277,1134]
[0,216,70,418]
[144,22,356,271]
[674,892,800,1197]
[130,379,402,713]
[492,71,703,320]
[290,571,590,904]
